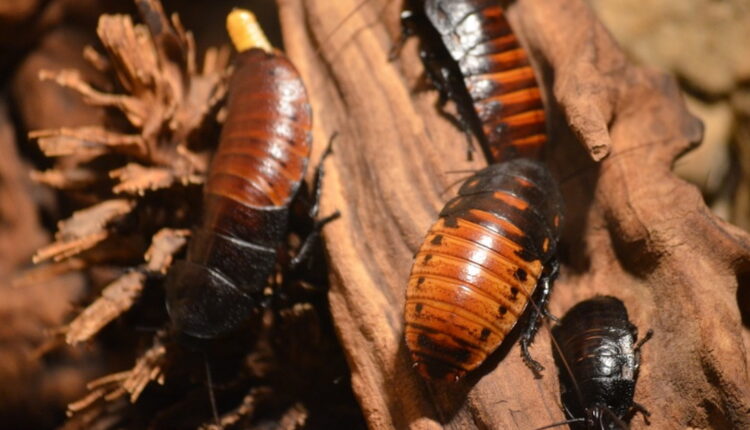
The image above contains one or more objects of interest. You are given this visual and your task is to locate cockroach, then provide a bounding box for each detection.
[165,10,337,340]
[404,158,563,382]
[545,296,653,429]
[396,0,548,162]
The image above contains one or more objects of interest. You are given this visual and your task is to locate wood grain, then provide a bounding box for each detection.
[277,0,750,428]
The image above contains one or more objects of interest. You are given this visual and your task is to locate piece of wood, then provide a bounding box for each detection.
[277,0,750,428]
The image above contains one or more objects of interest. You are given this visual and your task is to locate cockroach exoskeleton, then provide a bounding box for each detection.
[404,158,563,382]
[394,0,548,163]
[546,295,653,429]
[165,9,339,341]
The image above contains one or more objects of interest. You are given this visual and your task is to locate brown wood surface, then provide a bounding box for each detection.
[277,0,750,428]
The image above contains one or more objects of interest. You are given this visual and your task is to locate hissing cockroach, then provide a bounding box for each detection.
[404,158,563,382]
[548,296,653,429]
[397,0,548,162]
[165,10,332,340]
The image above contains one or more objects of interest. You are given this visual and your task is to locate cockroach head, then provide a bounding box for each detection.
[165,260,256,341]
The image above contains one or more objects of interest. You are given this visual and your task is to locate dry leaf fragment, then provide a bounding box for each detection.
[110,163,202,195]
[170,50,232,147]
[30,167,98,189]
[65,270,146,345]
[109,163,174,195]
[30,1,230,176]
[66,336,166,420]
[80,332,167,404]
[29,0,230,188]
[56,199,134,240]
[29,125,145,158]
[82,45,110,73]
[118,337,167,403]
[11,258,86,288]
[144,228,190,274]
[96,14,160,104]
[33,199,135,263]
[66,388,110,416]
[277,403,309,430]
[199,387,273,430]
[63,396,129,429]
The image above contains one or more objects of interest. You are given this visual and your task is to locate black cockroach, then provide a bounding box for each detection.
[165,10,338,340]
[404,158,563,381]
[395,0,548,163]
[545,296,653,429]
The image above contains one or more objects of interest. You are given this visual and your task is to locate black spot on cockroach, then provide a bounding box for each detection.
[415,303,424,314]
[442,216,459,228]
[514,268,527,282]
[451,348,472,364]
[480,328,491,341]
[417,333,431,348]
[423,254,433,263]
[510,287,519,299]
[417,276,425,285]
[498,305,508,316]
[431,234,444,245]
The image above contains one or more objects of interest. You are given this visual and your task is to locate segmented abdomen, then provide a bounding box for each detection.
[204,47,311,226]
[426,0,547,161]
[404,159,562,381]
[165,48,312,339]
[197,47,311,265]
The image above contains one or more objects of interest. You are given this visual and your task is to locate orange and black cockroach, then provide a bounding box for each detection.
[394,0,548,162]
[404,158,563,382]
[541,296,653,430]
[165,10,338,340]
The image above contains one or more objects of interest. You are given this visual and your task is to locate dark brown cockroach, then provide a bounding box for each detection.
[165,10,336,340]
[396,0,548,162]
[544,296,653,430]
[404,158,563,382]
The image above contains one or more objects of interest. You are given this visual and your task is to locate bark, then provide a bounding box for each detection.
[277,0,750,429]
